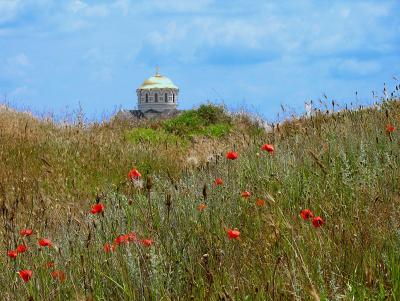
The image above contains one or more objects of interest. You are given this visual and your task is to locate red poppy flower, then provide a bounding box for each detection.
[46,262,55,269]
[126,232,137,242]
[114,234,129,246]
[51,270,66,282]
[261,144,275,154]
[227,228,240,240]
[128,168,142,180]
[241,191,251,198]
[197,203,207,211]
[141,239,153,247]
[256,199,265,207]
[18,270,32,282]
[20,229,33,237]
[300,209,314,220]
[226,151,238,160]
[7,250,17,259]
[91,203,105,214]
[16,244,28,253]
[312,216,325,228]
[386,124,395,133]
[103,242,115,253]
[214,178,223,185]
[39,238,52,247]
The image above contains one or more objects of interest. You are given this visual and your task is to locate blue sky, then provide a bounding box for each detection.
[1,0,399,121]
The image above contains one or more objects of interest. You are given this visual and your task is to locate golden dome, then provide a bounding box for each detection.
[138,72,178,90]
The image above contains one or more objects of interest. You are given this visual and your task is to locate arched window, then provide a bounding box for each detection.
[165,93,168,103]
[155,93,158,102]
[172,93,175,103]
[145,93,148,103]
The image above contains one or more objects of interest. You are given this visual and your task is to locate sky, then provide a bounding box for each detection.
[0,0,399,122]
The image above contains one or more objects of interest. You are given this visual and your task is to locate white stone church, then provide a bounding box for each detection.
[117,69,180,119]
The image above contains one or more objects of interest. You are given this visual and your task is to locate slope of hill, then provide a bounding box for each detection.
[0,100,399,300]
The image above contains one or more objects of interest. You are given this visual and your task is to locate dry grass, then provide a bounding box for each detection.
[0,99,399,300]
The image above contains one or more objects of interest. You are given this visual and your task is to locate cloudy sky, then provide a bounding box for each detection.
[1,0,399,121]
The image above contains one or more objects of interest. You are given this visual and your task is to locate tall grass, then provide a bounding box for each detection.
[0,100,399,300]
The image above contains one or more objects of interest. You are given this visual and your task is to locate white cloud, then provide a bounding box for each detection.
[336,59,381,76]
[144,0,214,12]
[1,53,32,79]
[67,0,109,17]
[7,53,30,67]
[0,0,22,23]
[67,0,87,13]
[147,22,188,48]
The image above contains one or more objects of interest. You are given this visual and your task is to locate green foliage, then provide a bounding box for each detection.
[199,122,231,137]
[125,127,185,146]
[196,103,231,125]
[162,104,232,137]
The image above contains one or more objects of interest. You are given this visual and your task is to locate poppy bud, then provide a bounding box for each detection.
[146,176,153,190]
[202,184,208,200]
[165,193,172,209]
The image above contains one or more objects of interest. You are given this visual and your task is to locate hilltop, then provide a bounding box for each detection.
[0,99,399,300]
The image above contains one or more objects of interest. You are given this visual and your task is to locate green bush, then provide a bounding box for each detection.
[162,110,204,136]
[197,103,231,125]
[162,104,232,137]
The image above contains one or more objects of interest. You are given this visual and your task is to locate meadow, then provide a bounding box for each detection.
[0,98,399,300]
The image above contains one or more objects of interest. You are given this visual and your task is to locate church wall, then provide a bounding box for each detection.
[137,88,178,112]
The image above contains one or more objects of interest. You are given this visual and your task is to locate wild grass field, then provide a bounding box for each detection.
[0,98,399,300]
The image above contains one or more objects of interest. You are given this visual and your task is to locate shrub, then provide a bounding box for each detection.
[162,104,232,137]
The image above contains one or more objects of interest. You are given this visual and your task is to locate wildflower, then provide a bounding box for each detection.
[141,239,153,247]
[51,270,66,282]
[261,144,274,154]
[7,250,17,259]
[91,203,105,214]
[18,270,32,282]
[114,234,129,246]
[197,203,207,211]
[38,238,52,247]
[126,232,137,242]
[46,262,55,269]
[386,123,395,133]
[256,199,265,206]
[312,216,325,228]
[214,178,223,185]
[128,168,142,180]
[300,209,314,220]
[226,151,238,160]
[20,229,33,237]
[16,244,28,253]
[227,228,240,240]
[104,243,114,253]
[241,191,251,198]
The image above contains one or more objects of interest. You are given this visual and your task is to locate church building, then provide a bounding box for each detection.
[117,69,180,119]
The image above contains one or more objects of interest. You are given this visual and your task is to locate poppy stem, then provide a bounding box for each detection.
[146,179,155,232]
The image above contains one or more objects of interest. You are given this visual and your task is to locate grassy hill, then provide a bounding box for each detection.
[0,100,399,300]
